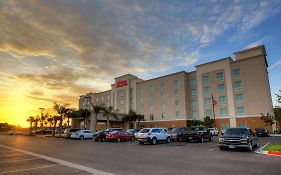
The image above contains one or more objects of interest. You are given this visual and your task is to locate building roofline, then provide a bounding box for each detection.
[136,71,188,84]
[195,57,233,68]
[114,73,137,79]
[233,45,265,54]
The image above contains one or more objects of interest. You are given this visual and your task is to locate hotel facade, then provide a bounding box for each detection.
[74,45,274,131]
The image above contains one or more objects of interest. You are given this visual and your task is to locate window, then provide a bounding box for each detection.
[120,100,124,105]
[217,72,224,81]
[139,88,143,94]
[221,123,229,131]
[234,81,242,89]
[191,89,197,96]
[219,96,226,104]
[107,95,110,99]
[149,95,154,102]
[101,97,104,101]
[120,91,124,97]
[233,69,240,77]
[161,82,165,89]
[174,89,179,97]
[190,78,196,85]
[205,98,211,106]
[139,107,143,113]
[161,113,165,119]
[218,84,225,92]
[237,107,245,115]
[238,123,247,128]
[161,91,165,98]
[192,111,198,118]
[192,99,197,107]
[161,102,166,110]
[205,109,212,117]
[204,87,210,94]
[174,80,179,88]
[176,111,180,118]
[149,85,154,92]
[150,104,154,112]
[139,97,143,103]
[203,75,210,83]
[150,114,154,121]
[175,100,180,108]
[236,94,244,101]
[220,108,227,116]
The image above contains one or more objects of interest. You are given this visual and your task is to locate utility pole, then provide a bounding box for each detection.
[39,107,45,134]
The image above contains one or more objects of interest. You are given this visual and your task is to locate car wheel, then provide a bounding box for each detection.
[209,135,213,141]
[248,142,253,151]
[178,136,182,142]
[117,138,121,142]
[219,146,225,150]
[139,141,144,145]
[167,137,171,143]
[131,137,135,141]
[101,137,105,142]
[200,136,204,143]
[152,137,157,145]
[79,135,84,140]
[256,141,259,148]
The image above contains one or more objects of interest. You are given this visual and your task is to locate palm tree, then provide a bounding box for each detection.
[69,109,83,128]
[47,115,54,128]
[102,106,118,129]
[53,102,70,136]
[26,116,35,135]
[40,113,47,134]
[52,115,60,136]
[135,114,144,128]
[34,115,40,134]
[122,110,137,129]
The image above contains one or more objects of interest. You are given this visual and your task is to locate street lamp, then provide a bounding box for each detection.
[39,107,45,134]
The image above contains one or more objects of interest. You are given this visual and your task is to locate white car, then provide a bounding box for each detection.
[70,130,94,140]
[138,128,171,145]
[208,128,219,136]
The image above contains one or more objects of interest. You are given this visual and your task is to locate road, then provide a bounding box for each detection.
[0,135,280,175]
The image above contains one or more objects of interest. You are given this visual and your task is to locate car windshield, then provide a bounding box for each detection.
[127,129,134,133]
[256,128,266,132]
[140,129,150,133]
[171,128,181,132]
[224,128,248,136]
[111,131,119,134]
[191,127,200,131]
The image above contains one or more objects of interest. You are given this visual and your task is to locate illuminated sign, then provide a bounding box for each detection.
[116,80,127,88]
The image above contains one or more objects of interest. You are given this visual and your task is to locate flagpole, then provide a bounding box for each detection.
[212,94,216,128]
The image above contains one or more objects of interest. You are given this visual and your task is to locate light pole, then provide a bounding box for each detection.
[39,107,45,134]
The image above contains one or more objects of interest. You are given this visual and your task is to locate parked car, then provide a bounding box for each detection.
[93,130,109,141]
[106,131,135,142]
[218,128,259,151]
[138,128,171,145]
[64,128,81,139]
[255,128,269,137]
[70,130,94,140]
[127,129,140,139]
[168,128,190,142]
[187,126,212,143]
[8,131,23,135]
[208,128,219,136]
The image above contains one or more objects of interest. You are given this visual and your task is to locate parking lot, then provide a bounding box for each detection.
[0,135,280,175]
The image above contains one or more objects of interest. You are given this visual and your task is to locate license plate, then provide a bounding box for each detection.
[189,137,192,139]
[229,145,235,149]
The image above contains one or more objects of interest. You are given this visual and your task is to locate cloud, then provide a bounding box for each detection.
[269,60,281,71]
[244,37,268,49]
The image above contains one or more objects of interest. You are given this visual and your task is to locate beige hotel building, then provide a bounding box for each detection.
[75,45,273,131]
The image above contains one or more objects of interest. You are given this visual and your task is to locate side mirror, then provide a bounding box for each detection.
[221,132,224,136]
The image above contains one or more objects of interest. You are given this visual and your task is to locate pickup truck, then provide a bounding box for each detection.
[187,126,212,143]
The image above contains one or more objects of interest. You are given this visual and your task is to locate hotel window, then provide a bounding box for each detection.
[190,78,196,85]
[176,111,180,118]
[149,95,154,102]
[237,107,245,115]
[192,111,198,118]
[139,97,143,103]
[205,98,211,106]
[161,91,165,98]
[218,84,225,92]
[236,94,244,101]
[233,69,240,77]
[161,82,165,97]
[174,79,179,88]
[150,104,154,112]
[217,72,224,81]
[96,97,99,102]
[120,91,124,97]
[149,85,154,93]
[175,100,180,108]
[192,99,197,107]
[238,123,247,128]
[120,100,124,105]
[107,95,110,99]
[161,102,166,110]
[204,87,210,94]
[174,89,179,97]
[221,123,229,131]
[205,109,212,117]
[234,81,242,89]
[161,113,165,119]
[203,75,210,83]
[220,108,227,117]
[219,96,226,104]
[161,82,165,90]
[150,114,154,121]
[101,97,104,101]
[139,88,143,94]
[139,107,143,114]
[191,89,197,96]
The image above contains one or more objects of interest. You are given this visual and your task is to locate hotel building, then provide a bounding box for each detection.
[74,45,273,131]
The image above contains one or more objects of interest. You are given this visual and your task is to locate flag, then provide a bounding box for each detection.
[212,95,217,106]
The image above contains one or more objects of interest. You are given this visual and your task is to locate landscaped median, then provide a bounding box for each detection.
[256,143,281,156]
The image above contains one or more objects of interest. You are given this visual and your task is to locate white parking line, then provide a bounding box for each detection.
[208,147,218,151]
[0,157,41,164]
[0,164,57,174]
[0,144,115,175]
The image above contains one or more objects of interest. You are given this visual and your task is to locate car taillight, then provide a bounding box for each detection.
[147,132,151,136]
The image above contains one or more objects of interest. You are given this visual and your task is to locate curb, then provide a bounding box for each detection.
[255,142,281,157]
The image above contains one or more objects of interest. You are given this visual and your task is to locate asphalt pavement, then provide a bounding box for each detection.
[0,135,280,175]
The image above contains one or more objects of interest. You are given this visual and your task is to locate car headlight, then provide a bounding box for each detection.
[219,138,224,142]
[240,139,248,144]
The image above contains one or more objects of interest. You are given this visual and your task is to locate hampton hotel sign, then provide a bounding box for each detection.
[116,80,128,88]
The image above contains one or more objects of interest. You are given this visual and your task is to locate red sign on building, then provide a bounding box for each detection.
[116,80,127,88]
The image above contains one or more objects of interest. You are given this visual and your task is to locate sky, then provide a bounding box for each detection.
[0,0,281,127]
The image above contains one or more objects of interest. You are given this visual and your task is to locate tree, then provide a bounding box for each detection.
[276,90,281,104]
[87,99,103,132]
[135,114,144,128]
[186,119,204,127]
[261,113,275,126]
[52,115,60,136]
[274,107,281,123]
[34,115,40,134]
[203,116,214,128]
[53,102,70,137]
[69,109,83,128]
[26,116,35,135]
[47,115,54,128]
[102,106,118,129]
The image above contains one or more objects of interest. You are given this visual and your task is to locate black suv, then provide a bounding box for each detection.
[218,128,259,151]
[93,130,109,141]
[168,128,190,142]
[187,126,212,143]
[255,128,269,137]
